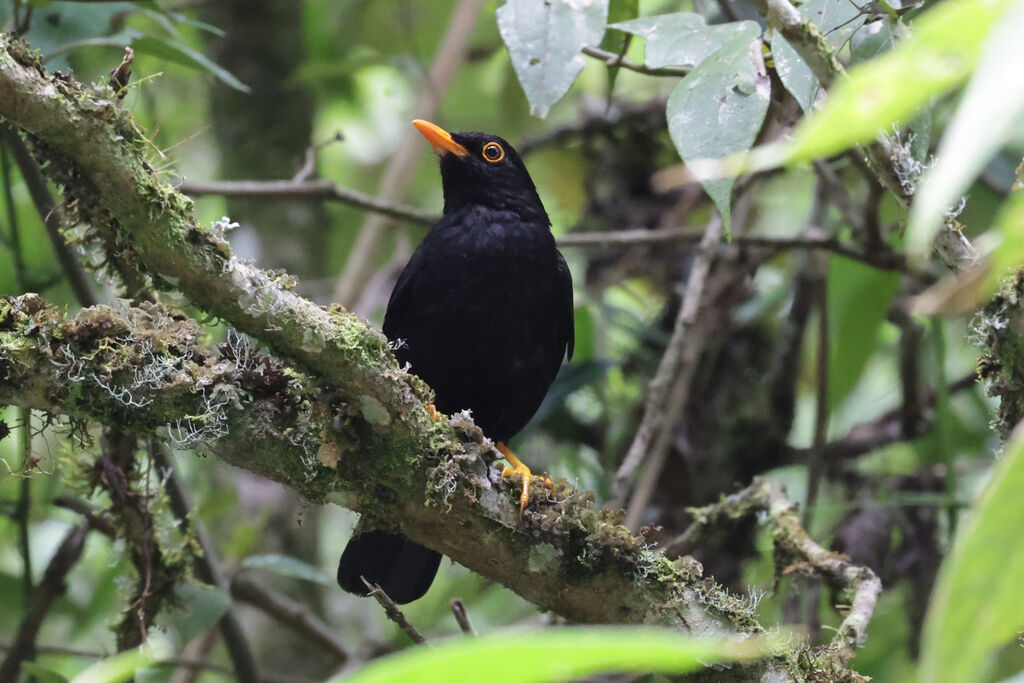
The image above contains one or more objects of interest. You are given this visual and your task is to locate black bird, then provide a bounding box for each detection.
[337,120,575,604]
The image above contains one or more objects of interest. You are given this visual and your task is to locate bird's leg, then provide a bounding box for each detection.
[497,442,553,515]
[426,404,443,423]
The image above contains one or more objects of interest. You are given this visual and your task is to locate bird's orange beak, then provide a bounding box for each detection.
[413,119,469,159]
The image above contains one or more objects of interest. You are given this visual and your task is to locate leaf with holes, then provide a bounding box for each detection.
[611,12,759,69]
[497,0,609,118]
[667,38,770,233]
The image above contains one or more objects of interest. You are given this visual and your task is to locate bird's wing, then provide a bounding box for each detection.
[382,246,427,343]
[556,250,575,361]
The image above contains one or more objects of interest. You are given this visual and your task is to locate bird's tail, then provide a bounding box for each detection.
[337,530,442,604]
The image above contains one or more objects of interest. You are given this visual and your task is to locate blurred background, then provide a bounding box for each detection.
[0,0,1021,681]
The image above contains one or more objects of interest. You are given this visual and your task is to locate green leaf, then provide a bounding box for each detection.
[330,627,768,683]
[240,553,334,585]
[920,423,1024,682]
[773,0,868,111]
[906,0,1024,257]
[764,0,1017,168]
[131,36,250,93]
[667,38,770,233]
[827,258,900,409]
[70,634,173,683]
[850,19,900,65]
[610,13,759,68]
[496,0,609,118]
[20,662,69,683]
[989,189,1024,285]
[161,582,231,645]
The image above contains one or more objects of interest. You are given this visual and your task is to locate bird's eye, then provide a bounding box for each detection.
[482,142,505,163]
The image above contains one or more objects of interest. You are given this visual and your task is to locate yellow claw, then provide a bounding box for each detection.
[497,442,552,515]
[427,403,443,423]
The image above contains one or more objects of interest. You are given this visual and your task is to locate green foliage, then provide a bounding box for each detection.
[331,627,767,683]
[920,424,1024,682]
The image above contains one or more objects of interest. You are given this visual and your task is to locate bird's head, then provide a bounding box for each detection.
[412,119,548,223]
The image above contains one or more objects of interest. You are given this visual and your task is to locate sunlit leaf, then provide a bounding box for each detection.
[497,0,609,118]
[773,0,868,111]
[331,627,768,683]
[70,634,173,683]
[770,0,1015,167]
[907,0,1024,256]
[920,422,1024,682]
[667,38,769,233]
[610,12,759,68]
[241,553,334,585]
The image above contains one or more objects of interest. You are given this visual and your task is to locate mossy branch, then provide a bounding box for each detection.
[0,34,876,680]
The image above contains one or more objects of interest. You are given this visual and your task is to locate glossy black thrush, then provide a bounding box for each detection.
[336,120,575,604]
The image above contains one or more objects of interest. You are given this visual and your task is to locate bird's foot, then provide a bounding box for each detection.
[426,403,443,423]
[497,442,552,515]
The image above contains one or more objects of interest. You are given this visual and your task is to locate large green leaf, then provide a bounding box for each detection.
[331,627,767,683]
[610,13,759,68]
[827,258,901,409]
[919,423,1024,682]
[907,0,1024,256]
[773,0,868,111]
[496,0,609,118]
[667,37,770,233]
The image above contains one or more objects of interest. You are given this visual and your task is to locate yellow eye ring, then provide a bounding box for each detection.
[482,142,505,163]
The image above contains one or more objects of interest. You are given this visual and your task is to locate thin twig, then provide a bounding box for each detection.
[360,578,427,645]
[178,179,436,226]
[450,598,477,636]
[0,524,88,682]
[612,216,722,520]
[803,272,830,529]
[1,123,97,307]
[581,45,691,78]
[153,441,261,681]
[230,573,350,663]
[53,496,118,537]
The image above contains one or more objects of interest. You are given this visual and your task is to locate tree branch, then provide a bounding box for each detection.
[178,179,436,226]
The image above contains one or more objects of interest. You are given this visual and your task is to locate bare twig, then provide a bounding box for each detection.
[332,0,485,307]
[360,578,427,645]
[179,179,436,226]
[154,441,260,682]
[581,45,691,78]
[53,496,118,537]
[612,216,722,520]
[231,573,350,663]
[0,524,88,682]
[450,598,477,636]
[0,123,97,306]
[803,272,830,529]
